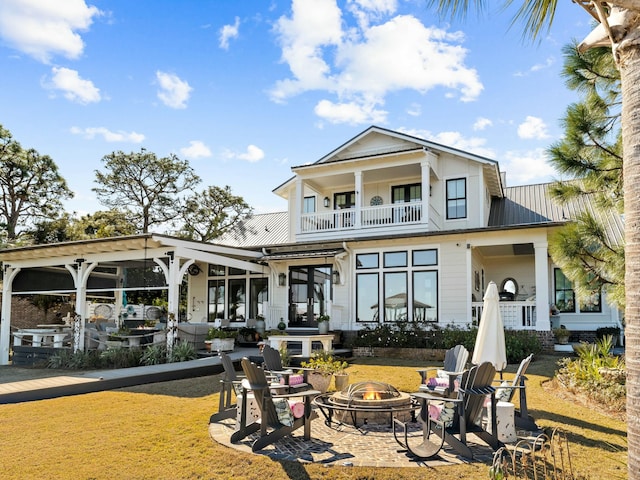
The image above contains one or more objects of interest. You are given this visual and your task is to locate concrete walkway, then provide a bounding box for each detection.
[0,347,255,404]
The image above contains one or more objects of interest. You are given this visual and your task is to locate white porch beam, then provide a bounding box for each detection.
[172,245,268,274]
[0,267,20,365]
[534,242,551,331]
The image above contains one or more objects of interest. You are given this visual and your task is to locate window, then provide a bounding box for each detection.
[208,264,225,276]
[392,183,421,203]
[412,249,437,266]
[446,178,467,219]
[356,273,379,322]
[413,271,438,322]
[356,253,379,269]
[208,279,225,320]
[384,251,407,268]
[228,279,246,321]
[249,277,269,319]
[334,191,355,209]
[303,196,316,213]
[554,268,602,313]
[356,248,439,323]
[554,269,575,313]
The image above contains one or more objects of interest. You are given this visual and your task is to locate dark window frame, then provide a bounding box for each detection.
[446,178,467,220]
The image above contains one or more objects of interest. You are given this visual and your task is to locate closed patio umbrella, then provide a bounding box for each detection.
[472,281,507,374]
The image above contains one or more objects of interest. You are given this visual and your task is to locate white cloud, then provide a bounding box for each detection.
[0,0,102,63]
[270,0,482,125]
[219,16,240,50]
[501,149,556,185]
[180,140,212,159]
[45,67,101,104]
[514,56,555,77]
[473,117,492,131]
[222,145,265,163]
[399,127,495,159]
[406,102,421,116]
[314,99,387,124]
[70,126,145,143]
[518,116,549,140]
[156,71,192,109]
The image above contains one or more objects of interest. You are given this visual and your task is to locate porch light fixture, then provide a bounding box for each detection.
[278,273,287,286]
[323,196,330,208]
[332,270,340,285]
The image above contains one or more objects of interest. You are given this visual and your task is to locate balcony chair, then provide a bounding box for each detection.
[230,357,319,452]
[417,344,469,398]
[395,361,502,460]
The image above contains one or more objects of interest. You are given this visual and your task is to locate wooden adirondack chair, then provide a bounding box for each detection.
[396,361,502,460]
[209,353,244,423]
[261,344,311,393]
[492,353,539,431]
[230,357,319,452]
[417,344,469,398]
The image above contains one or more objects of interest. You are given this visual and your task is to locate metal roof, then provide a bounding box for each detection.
[489,183,624,245]
[214,212,289,248]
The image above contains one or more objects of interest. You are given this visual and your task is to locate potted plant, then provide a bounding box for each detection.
[317,314,330,334]
[301,350,348,393]
[205,327,236,352]
[553,326,571,345]
[238,326,259,343]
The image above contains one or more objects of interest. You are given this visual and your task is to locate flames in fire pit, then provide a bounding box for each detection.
[328,381,413,425]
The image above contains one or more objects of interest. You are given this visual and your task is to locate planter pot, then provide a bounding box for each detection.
[209,338,235,352]
[318,321,329,334]
[307,371,332,393]
[334,373,350,392]
[557,336,570,345]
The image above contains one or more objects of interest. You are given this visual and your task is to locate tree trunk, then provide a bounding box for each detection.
[620,45,640,480]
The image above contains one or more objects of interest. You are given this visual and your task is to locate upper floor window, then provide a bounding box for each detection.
[446,178,467,219]
[303,196,316,213]
[334,191,355,209]
[392,183,421,203]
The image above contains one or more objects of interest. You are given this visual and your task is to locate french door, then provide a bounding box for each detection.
[288,265,331,327]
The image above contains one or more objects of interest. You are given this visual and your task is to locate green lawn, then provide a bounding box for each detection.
[0,354,627,479]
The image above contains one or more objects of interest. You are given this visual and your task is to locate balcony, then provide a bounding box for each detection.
[300,203,423,234]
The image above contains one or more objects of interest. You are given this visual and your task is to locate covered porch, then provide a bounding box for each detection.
[0,234,267,365]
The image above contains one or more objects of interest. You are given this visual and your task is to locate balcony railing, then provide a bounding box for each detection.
[472,301,537,330]
[301,203,422,233]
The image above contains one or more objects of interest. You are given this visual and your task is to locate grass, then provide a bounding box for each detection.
[0,354,628,480]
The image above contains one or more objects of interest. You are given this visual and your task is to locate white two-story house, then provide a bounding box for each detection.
[207,125,623,338]
[0,126,623,364]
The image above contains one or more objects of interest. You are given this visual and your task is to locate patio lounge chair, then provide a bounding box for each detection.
[492,353,539,431]
[395,361,502,460]
[261,344,311,393]
[417,344,469,398]
[209,353,245,423]
[230,357,319,452]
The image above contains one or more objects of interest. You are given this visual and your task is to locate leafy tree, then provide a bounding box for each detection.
[0,125,73,244]
[177,185,252,242]
[68,210,138,239]
[425,3,640,477]
[93,149,200,233]
[548,44,624,309]
[28,213,74,245]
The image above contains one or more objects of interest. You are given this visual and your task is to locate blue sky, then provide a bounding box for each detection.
[0,0,593,218]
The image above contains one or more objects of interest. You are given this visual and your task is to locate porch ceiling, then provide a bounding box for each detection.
[477,243,534,257]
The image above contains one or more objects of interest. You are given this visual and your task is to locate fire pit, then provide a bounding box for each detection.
[313,381,418,427]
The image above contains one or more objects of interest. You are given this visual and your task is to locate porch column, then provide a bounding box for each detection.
[421,154,433,227]
[295,177,303,235]
[534,242,551,331]
[166,253,181,357]
[0,266,19,365]
[354,171,362,228]
[66,260,98,352]
[466,243,473,325]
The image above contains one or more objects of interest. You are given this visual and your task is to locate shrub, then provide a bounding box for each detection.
[140,344,167,365]
[169,341,197,363]
[505,330,542,364]
[100,347,143,369]
[556,335,626,411]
